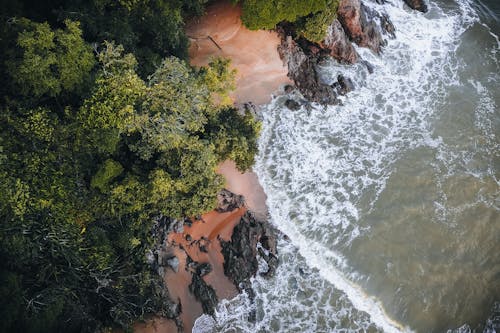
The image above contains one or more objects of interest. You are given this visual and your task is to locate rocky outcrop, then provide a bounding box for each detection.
[333,74,355,95]
[285,99,301,111]
[149,216,185,330]
[220,211,278,290]
[403,0,428,13]
[189,273,218,316]
[216,189,245,213]
[337,0,385,53]
[278,35,339,105]
[322,19,359,64]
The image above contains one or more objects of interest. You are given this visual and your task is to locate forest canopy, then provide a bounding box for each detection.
[0,1,260,331]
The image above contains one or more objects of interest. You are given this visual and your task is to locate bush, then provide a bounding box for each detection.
[241,0,328,30]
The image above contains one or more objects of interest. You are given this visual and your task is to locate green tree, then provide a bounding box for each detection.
[5,19,95,97]
[241,0,328,30]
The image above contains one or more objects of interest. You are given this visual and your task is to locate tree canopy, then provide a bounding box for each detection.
[0,2,261,331]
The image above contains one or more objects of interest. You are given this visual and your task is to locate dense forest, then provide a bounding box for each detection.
[0,0,336,332]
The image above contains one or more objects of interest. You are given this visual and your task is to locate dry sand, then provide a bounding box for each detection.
[186,0,290,105]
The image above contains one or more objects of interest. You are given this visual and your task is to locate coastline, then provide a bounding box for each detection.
[135,2,285,331]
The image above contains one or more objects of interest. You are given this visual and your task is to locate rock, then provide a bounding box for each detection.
[322,20,359,64]
[196,262,212,277]
[278,35,338,105]
[361,60,374,74]
[183,217,193,227]
[283,84,295,93]
[337,0,385,53]
[403,0,428,13]
[380,14,396,39]
[216,189,245,213]
[166,256,180,273]
[220,211,278,289]
[145,249,155,266]
[166,218,184,233]
[334,74,355,95]
[285,99,301,111]
[189,273,218,316]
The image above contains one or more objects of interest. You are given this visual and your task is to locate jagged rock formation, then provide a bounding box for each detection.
[337,0,385,53]
[278,35,339,105]
[323,19,359,64]
[188,261,218,316]
[220,211,279,290]
[277,0,397,105]
[216,188,245,213]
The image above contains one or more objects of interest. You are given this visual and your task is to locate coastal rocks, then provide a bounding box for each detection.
[189,273,218,316]
[403,0,428,13]
[337,0,385,53]
[278,35,339,105]
[220,211,278,290]
[334,74,355,95]
[165,256,180,273]
[216,188,245,213]
[285,99,301,111]
[380,13,396,39]
[323,20,359,64]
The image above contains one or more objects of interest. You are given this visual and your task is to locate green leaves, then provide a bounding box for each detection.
[91,159,124,192]
[241,0,328,30]
[6,19,95,97]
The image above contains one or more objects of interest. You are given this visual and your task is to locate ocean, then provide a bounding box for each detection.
[194,0,500,331]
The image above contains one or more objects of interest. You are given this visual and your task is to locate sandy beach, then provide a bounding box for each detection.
[134,1,283,332]
[186,0,290,105]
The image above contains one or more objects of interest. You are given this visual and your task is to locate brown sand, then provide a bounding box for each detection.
[134,2,281,331]
[217,160,268,219]
[186,0,290,105]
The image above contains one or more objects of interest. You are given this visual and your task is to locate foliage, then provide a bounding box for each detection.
[240,0,328,30]
[5,19,95,97]
[297,0,340,43]
[0,1,261,331]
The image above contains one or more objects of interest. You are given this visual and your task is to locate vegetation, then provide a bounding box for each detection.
[297,0,340,43]
[0,1,260,332]
[239,0,340,43]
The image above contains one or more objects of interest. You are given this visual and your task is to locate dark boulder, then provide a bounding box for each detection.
[334,74,355,95]
[285,99,301,111]
[403,0,428,13]
[283,84,295,93]
[380,13,396,39]
[278,36,338,105]
[220,211,278,288]
[196,262,212,277]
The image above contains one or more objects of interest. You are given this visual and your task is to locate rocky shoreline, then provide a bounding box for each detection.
[278,0,427,109]
[139,0,429,332]
[145,190,278,332]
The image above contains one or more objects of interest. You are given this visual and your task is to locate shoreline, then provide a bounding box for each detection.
[134,1,284,331]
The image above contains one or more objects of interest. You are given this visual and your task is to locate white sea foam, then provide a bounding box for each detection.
[195,0,499,332]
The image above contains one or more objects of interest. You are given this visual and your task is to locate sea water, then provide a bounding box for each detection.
[194,0,500,331]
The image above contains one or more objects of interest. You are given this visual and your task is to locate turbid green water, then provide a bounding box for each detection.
[194,0,499,332]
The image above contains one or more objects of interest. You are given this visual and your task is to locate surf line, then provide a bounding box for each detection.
[273,211,414,333]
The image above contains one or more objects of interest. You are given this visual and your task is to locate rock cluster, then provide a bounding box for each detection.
[278,0,402,106]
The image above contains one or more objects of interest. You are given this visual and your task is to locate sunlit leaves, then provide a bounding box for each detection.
[6,19,94,97]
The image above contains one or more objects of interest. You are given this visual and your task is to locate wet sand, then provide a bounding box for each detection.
[186,0,290,105]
